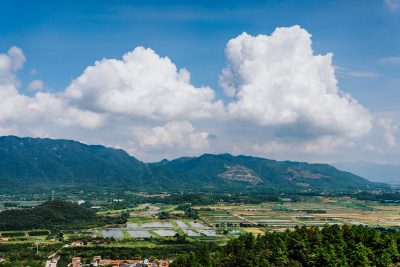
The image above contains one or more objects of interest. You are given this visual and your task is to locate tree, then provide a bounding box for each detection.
[159,211,170,220]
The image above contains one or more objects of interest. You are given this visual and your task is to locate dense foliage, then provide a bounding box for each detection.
[0,243,63,267]
[0,200,126,231]
[27,230,49,236]
[176,203,199,219]
[172,224,400,267]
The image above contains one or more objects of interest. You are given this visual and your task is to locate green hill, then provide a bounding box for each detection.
[0,200,100,231]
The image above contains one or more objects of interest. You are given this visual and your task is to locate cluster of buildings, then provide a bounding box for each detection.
[45,256,59,267]
[141,194,170,198]
[72,256,173,267]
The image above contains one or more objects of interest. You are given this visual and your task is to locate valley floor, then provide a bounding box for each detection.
[1,195,400,266]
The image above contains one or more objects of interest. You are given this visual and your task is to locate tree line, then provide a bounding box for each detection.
[171,224,400,266]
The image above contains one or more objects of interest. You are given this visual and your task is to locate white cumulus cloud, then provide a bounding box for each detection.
[252,136,346,155]
[0,27,385,162]
[65,47,224,121]
[220,26,372,138]
[28,79,44,91]
[0,46,25,86]
[133,121,210,150]
[0,47,106,132]
[379,118,399,148]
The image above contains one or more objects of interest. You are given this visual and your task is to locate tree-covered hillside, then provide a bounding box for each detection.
[0,200,126,231]
[172,224,400,267]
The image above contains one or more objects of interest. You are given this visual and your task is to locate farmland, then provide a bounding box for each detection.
[194,196,400,232]
[86,195,400,243]
[1,194,400,266]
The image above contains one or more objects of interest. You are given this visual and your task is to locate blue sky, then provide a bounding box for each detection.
[0,0,399,164]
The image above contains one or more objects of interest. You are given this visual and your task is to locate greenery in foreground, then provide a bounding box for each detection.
[2,224,400,267]
[0,243,63,267]
[172,224,400,267]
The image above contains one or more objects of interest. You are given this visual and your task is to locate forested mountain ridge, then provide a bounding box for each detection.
[161,153,377,189]
[0,136,381,193]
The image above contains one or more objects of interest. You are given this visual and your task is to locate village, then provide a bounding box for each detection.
[69,256,173,267]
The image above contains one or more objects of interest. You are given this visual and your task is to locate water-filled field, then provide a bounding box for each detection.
[183,229,200,237]
[189,221,207,228]
[126,223,139,228]
[153,230,177,237]
[175,220,189,228]
[141,222,175,228]
[198,230,220,237]
[100,230,124,238]
[197,196,400,231]
[210,219,244,223]
[127,230,153,238]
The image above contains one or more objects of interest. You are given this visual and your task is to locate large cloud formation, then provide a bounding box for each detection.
[65,47,224,120]
[133,121,210,149]
[220,26,372,138]
[0,26,379,161]
[0,47,106,132]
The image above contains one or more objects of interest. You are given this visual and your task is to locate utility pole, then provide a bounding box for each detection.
[36,239,39,255]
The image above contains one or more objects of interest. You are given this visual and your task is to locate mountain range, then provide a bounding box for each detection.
[0,136,382,193]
